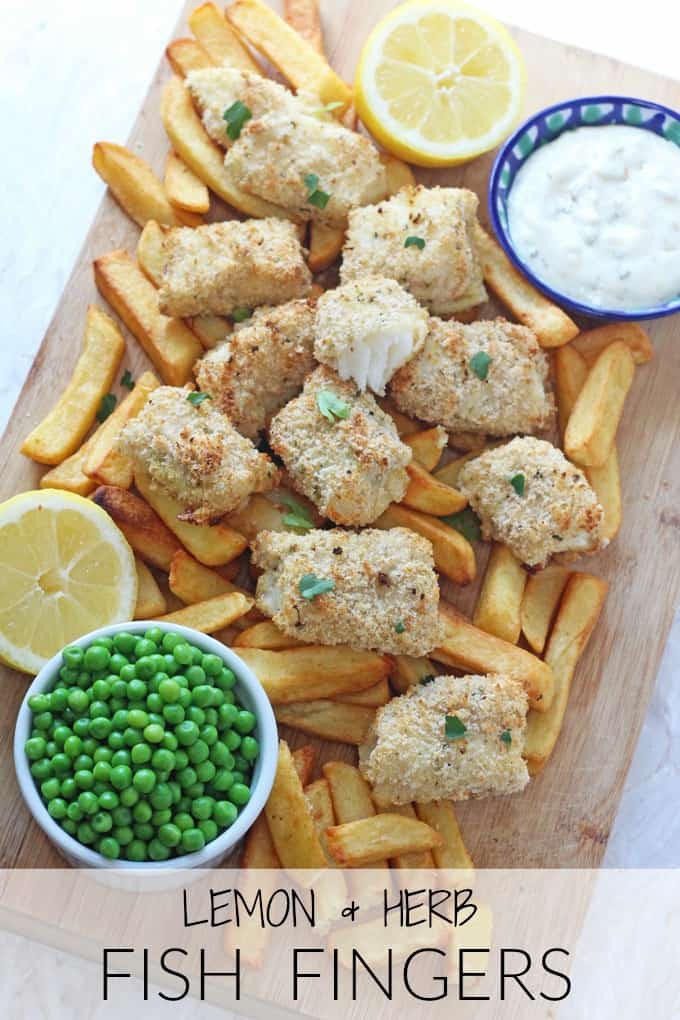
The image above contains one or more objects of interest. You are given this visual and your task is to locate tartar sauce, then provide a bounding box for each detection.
[507,124,680,310]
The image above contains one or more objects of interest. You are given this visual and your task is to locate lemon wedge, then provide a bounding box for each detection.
[0,489,137,674]
[354,0,526,167]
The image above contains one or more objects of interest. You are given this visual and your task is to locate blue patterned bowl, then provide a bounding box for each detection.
[488,95,680,321]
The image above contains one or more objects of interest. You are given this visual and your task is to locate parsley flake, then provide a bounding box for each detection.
[299,573,335,600]
[317,389,350,423]
[280,494,314,532]
[223,100,252,141]
[420,674,435,686]
[445,715,467,741]
[509,473,526,496]
[394,620,406,634]
[96,393,117,423]
[500,730,512,746]
[187,391,211,407]
[313,101,344,115]
[232,307,252,323]
[469,351,492,381]
[304,173,331,209]
[120,370,135,390]
[442,507,481,543]
[404,236,426,250]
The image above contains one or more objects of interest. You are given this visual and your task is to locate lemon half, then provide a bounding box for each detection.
[355,0,526,166]
[0,489,137,674]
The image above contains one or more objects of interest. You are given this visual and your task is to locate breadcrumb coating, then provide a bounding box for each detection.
[341,186,487,314]
[389,317,555,435]
[158,219,311,318]
[268,365,411,525]
[359,673,529,805]
[458,436,605,568]
[252,527,443,655]
[118,386,279,523]
[314,276,429,395]
[224,109,387,226]
[195,299,317,439]
[186,67,297,149]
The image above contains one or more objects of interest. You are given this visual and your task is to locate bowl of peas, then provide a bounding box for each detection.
[14,621,278,868]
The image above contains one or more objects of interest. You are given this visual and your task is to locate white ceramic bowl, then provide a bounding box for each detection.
[14,621,277,870]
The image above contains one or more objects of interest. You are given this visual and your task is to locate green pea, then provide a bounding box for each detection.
[192,685,213,709]
[201,654,223,678]
[77,822,96,845]
[146,692,163,713]
[63,735,83,759]
[228,783,251,807]
[191,796,214,821]
[89,701,110,720]
[73,754,94,772]
[187,740,209,765]
[28,693,51,714]
[178,688,192,709]
[162,732,178,752]
[174,749,189,771]
[176,721,199,746]
[48,798,68,820]
[184,782,204,800]
[60,777,78,800]
[92,678,112,701]
[159,677,180,703]
[221,690,235,706]
[172,643,193,666]
[163,703,184,726]
[119,787,140,807]
[224,730,241,752]
[78,791,98,815]
[133,769,156,794]
[99,836,120,859]
[198,818,218,843]
[148,838,171,861]
[111,765,132,790]
[111,749,131,768]
[234,710,256,735]
[98,790,119,811]
[92,811,113,833]
[211,743,234,769]
[233,755,249,774]
[230,770,245,785]
[215,667,236,691]
[150,782,173,810]
[63,646,84,669]
[158,823,182,848]
[90,717,112,740]
[31,759,53,781]
[133,800,153,823]
[240,735,260,762]
[173,812,194,832]
[41,777,61,800]
[108,654,128,676]
[134,821,154,841]
[144,723,164,744]
[118,664,136,684]
[212,769,235,792]
[126,839,147,862]
[108,730,124,750]
[191,647,203,666]
[127,708,150,730]
[131,743,152,766]
[92,636,114,650]
[93,746,113,764]
[134,638,157,660]
[180,828,205,853]
[84,645,110,672]
[34,711,53,731]
[49,689,69,712]
[163,655,180,677]
[134,657,155,681]
[200,725,218,747]
[128,677,148,700]
[147,713,164,727]
[151,808,172,826]
[112,825,134,847]
[213,800,238,828]
[150,748,174,773]
[61,818,78,837]
[162,632,183,652]
[144,627,164,646]
[25,737,47,761]
[218,703,238,729]
[186,706,205,727]
[185,665,206,688]
[204,705,220,724]
[67,802,83,822]
[178,766,198,790]
[196,760,216,784]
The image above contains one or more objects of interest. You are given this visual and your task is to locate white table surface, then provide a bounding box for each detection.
[1,0,678,867]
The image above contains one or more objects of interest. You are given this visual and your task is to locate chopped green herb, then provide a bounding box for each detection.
[442,507,481,543]
[304,173,331,209]
[232,307,252,323]
[223,100,252,141]
[445,714,467,741]
[469,351,492,381]
[509,473,526,496]
[394,620,406,634]
[96,393,117,423]
[500,730,512,746]
[187,391,211,407]
[404,236,426,250]
[551,534,563,541]
[120,370,135,390]
[420,674,435,686]
[280,494,314,532]
[317,389,350,423]
[313,101,344,115]
[298,573,336,600]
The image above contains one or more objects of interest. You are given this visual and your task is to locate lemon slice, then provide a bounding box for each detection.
[355,0,526,167]
[0,489,137,674]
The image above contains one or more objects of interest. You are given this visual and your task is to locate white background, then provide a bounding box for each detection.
[0,0,678,865]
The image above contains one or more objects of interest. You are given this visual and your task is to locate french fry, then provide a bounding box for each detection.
[93,485,180,571]
[403,427,447,472]
[92,142,180,228]
[305,779,335,863]
[265,740,328,869]
[242,813,278,869]
[434,443,502,487]
[134,559,167,619]
[227,0,352,110]
[391,655,436,694]
[564,341,635,468]
[84,370,159,487]
[161,77,288,218]
[39,431,100,496]
[525,573,607,773]
[553,343,589,439]
[383,803,436,870]
[375,504,476,586]
[326,814,442,866]
[473,224,578,348]
[135,468,247,567]
[283,0,323,54]
[322,761,388,898]
[169,549,252,604]
[166,37,215,77]
[336,679,389,708]
[21,306,125,465]
[189,314,231,349]
[381,153,416,194]
[292,744,317,786]
[158,591,253,632]
[415,800,474,873]
[308,222,345,272]
[225,489,321,541]
[520,566,570,655]
[189,2,262,72]
[233,619,305,650]
[236,646,389,703]
[448,430,488,452]
[93,250,202,386]
[473,544,527,644]
[164,151,210,213]
[376,396,420,435]
[275,700,375,745]
[136,219,166,287]
[586,445,622,543]
[401,460,468,516]
[434,602,555,712]
[571,322,653,367]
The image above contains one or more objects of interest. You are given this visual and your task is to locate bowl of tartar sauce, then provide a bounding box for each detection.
[489,95,680,320]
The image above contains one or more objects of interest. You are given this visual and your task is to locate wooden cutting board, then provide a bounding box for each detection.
[1,1,679,869]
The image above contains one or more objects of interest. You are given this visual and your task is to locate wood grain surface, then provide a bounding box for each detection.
[1,0,679,869]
